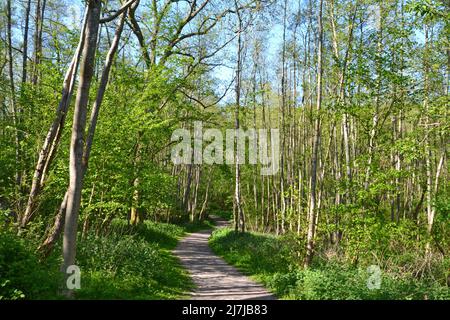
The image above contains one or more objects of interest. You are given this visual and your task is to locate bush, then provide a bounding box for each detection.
[0,230,61,300]
[265,271,304,297]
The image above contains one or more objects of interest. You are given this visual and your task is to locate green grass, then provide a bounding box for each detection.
[0,218,213,300]
[209,228,450,300]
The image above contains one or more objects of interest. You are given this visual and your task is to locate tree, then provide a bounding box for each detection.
[304,0,323,268]
[39,6,128,256]
[62,0,102,297]
[22,0,31,84]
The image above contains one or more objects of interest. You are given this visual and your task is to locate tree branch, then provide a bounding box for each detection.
[100,0,137,23]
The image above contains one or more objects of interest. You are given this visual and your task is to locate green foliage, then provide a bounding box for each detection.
[210,228,450,300]
[210,209,233,220]
[0,229,61,300]
[210,228,294,275]
[406,0,449,21]
[338,216,429,268]
[110,219,186,249]
[77,234,163,278]
[74,219,197,299]
[278,263,449,300]
[0,217,212,300]
[0,0,448,302]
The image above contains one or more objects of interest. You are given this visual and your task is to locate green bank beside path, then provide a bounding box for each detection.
[209,228,450,300]
[1,219,213,300]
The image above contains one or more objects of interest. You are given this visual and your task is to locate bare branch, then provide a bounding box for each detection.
[100,0,137,24]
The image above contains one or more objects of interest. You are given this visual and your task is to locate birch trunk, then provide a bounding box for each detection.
[305,0,323,268]
[62,0,101,297]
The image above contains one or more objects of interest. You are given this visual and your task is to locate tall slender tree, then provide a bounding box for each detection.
[62,0,102,297]
[305,0,324,268]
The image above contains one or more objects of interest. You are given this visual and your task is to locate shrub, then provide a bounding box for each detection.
[0,230,61,299]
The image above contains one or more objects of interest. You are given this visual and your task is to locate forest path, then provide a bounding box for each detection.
[173,216,276,300]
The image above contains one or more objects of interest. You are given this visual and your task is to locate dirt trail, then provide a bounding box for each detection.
[173,216,276,300]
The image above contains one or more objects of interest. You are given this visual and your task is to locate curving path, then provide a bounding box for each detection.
[173,216,276,300]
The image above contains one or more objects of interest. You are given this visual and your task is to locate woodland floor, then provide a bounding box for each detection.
[173,216,276,300]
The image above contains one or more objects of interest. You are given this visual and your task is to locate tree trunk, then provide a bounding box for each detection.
[6,0,21,199]
[279,0,288,234]
[364,2,383,191]
[234,0,245,233]
[22,0,31,84]
[32,0,46,85]
[199,168,212,221]
[62,0,101,298]
[304,0,323,268]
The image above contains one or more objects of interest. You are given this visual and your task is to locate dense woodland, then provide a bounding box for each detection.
[0,0,449,299]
